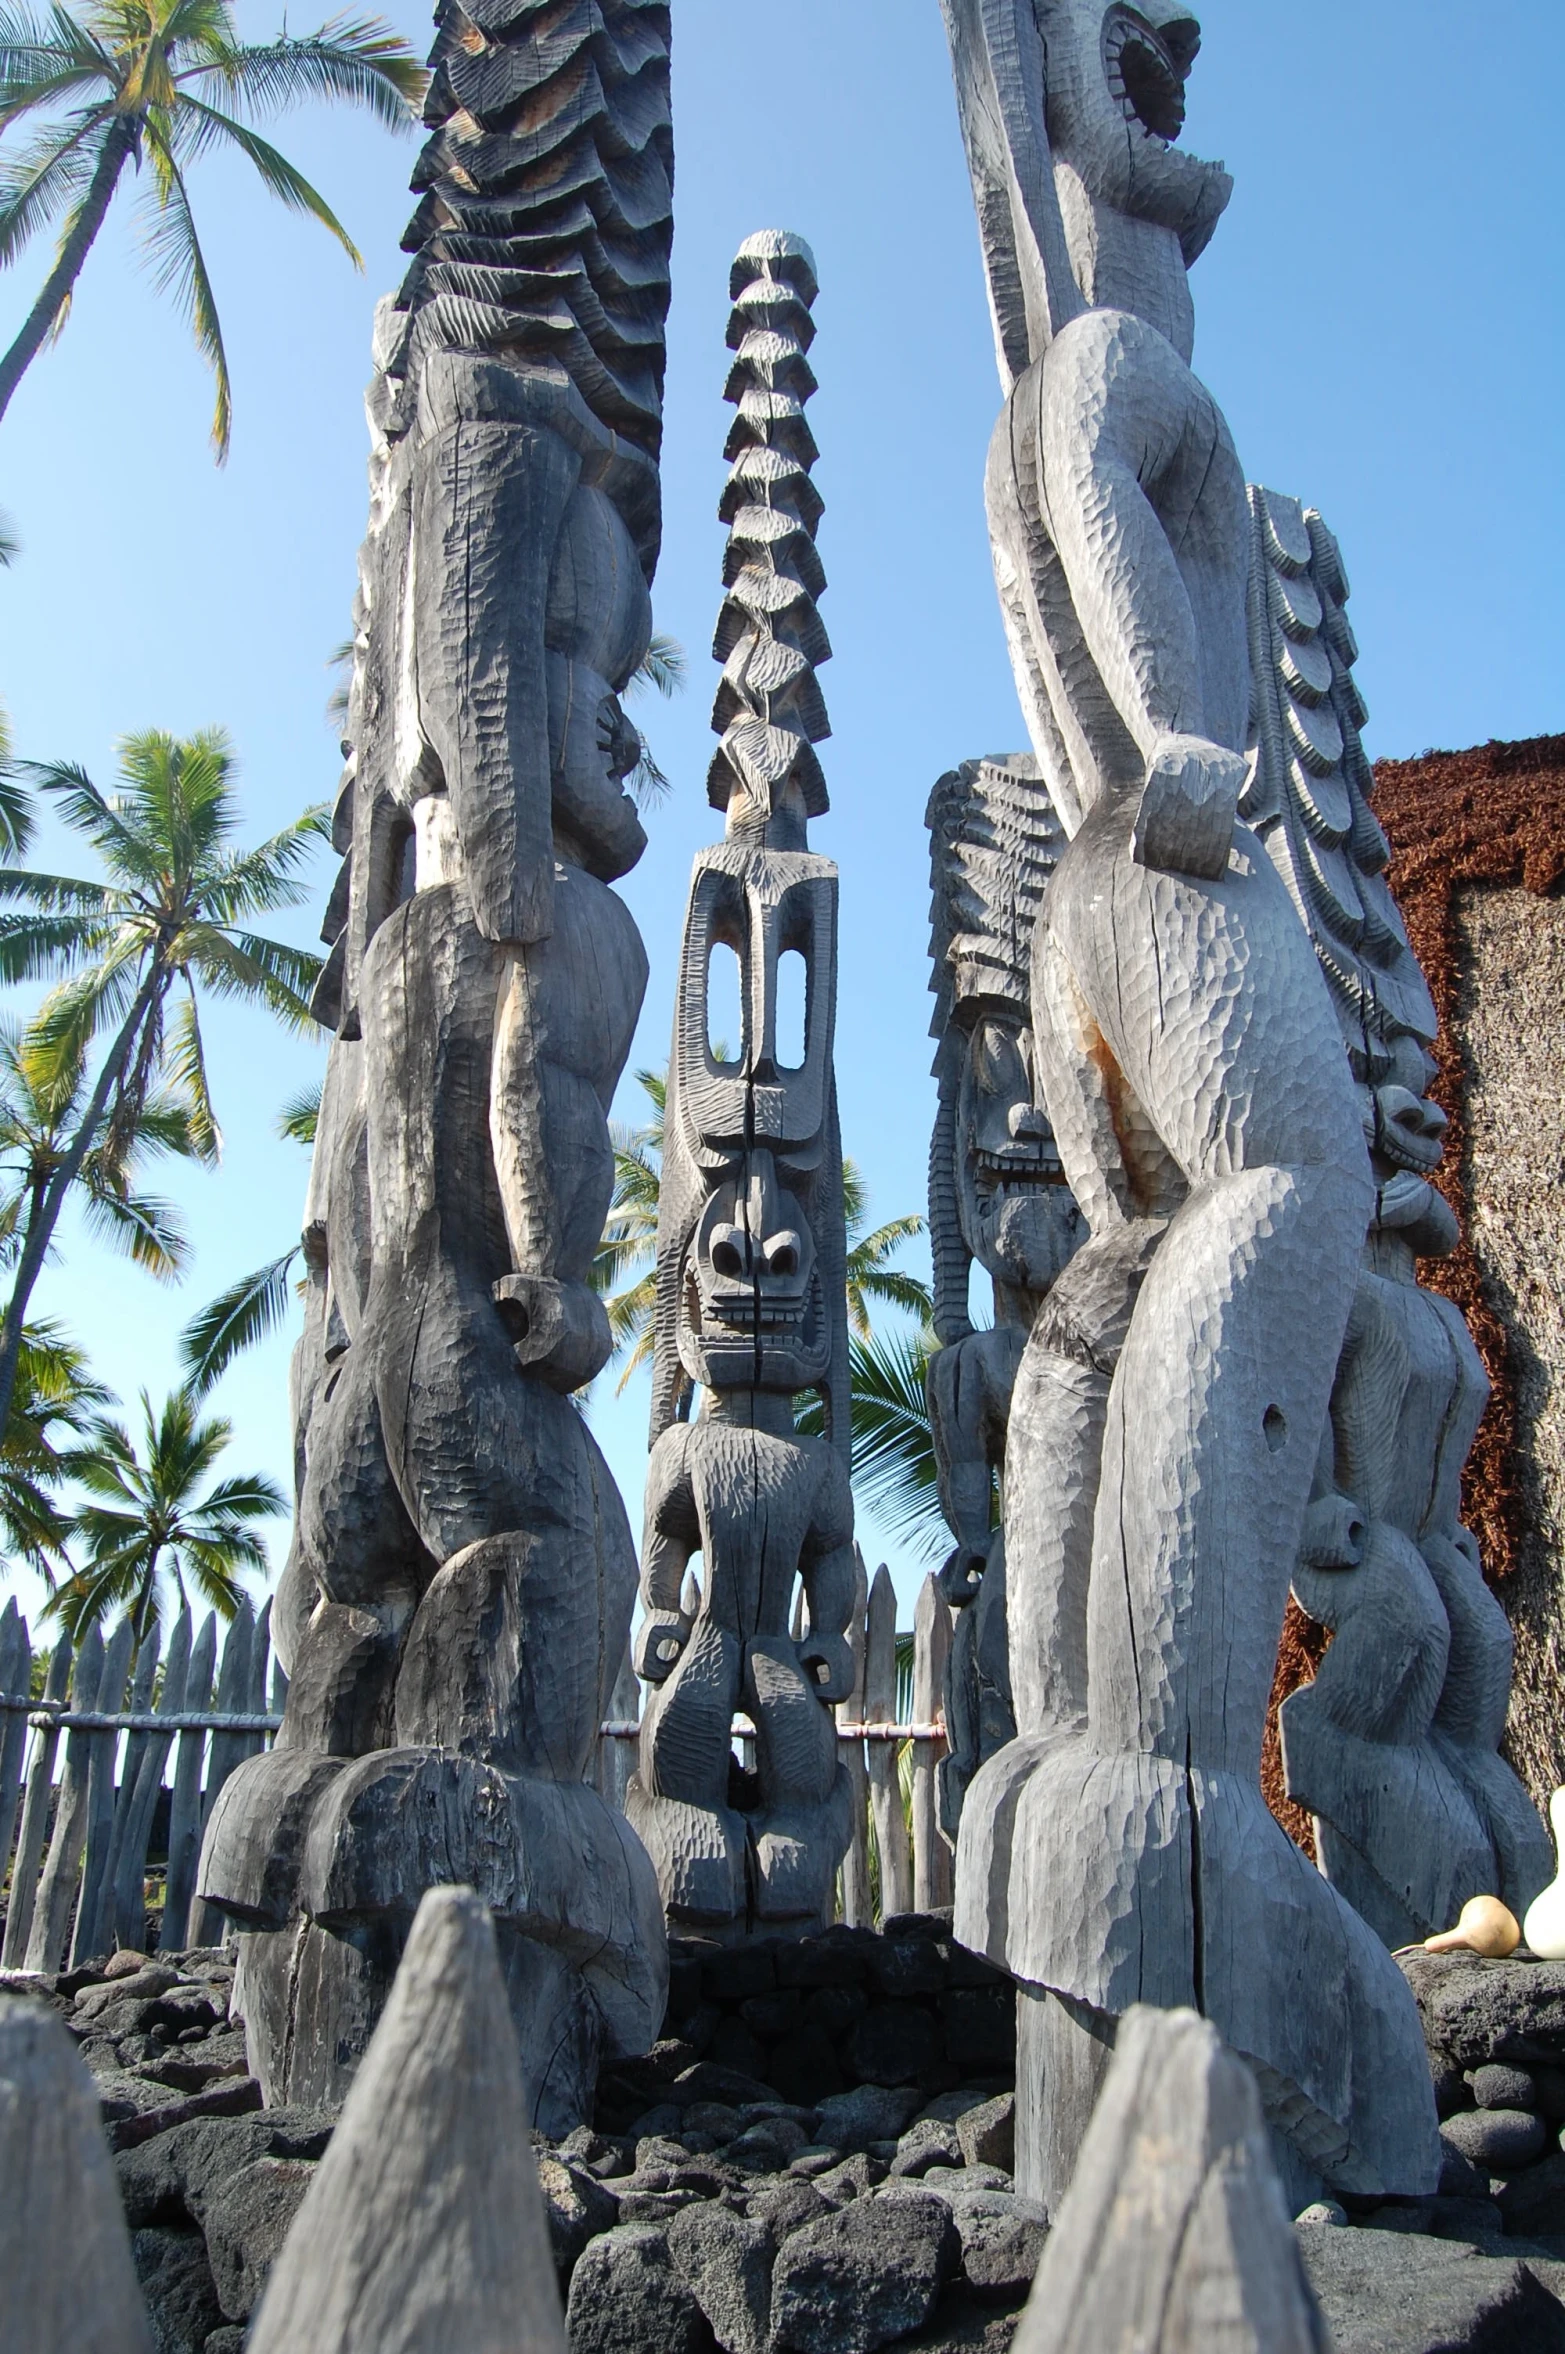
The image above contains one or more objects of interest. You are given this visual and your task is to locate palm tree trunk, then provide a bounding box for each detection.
[0,961,163,1437]
[0,118,136,430]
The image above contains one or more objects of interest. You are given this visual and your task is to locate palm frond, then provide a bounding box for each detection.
[185,925,322,1025]
[276,1080,320,1145]
[0,104,108,259]
[138,117,231,456]
[171,93,360,263]
[79,1181,188,1277]
[628,632,686,701]
[178,1247,299,1395]
[164,988,219,1161]
[186,14,426,128]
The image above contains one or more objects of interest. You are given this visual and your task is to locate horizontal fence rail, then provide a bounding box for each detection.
[0,1560,955,1960]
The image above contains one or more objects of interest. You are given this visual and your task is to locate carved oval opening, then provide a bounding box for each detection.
[707,940,743,1065]
[776,946,807,1070]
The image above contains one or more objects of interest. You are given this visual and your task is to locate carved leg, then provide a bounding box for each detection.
[630,1617,748,1929]
[745,1633,846,1929]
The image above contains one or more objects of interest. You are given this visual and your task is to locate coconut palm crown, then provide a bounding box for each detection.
[0,0,426,453]
[0,726,326,1443]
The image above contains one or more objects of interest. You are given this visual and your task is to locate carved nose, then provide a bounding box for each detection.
[1008,1103,1048,1142]
[1382,1085,1447,1142]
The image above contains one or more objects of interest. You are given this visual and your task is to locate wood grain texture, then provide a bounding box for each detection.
[194,0,672,2104]
[941,0,1439,2201]
[248,1887,566,2354]
[0,1996,153,2354]
[866,1563,913,1923]
[1011,2005,1328,2354]
[631,236,854,1941]
[1,1631,70,1969]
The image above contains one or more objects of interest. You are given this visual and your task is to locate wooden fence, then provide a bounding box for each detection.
[0,1558,951,1965]
[0,1595,283,1972]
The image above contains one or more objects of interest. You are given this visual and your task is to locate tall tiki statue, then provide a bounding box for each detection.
[925,754,1082,1836]
[197,0,672,2131]
[627,234,858,1942]
[939,0,1440,2206]
[1240,491,1552,1942]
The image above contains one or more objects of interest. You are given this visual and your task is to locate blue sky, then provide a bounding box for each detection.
[0,0,1561,1631]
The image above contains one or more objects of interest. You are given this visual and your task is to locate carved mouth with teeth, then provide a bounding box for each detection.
[1103,8,1201,143]
[973,1145,1066,1197]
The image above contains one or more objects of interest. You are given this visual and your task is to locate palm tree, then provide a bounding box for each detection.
[49,1383,283,1642]
[177,1078,319,1395]
[0,512,33,855]
[842,1160,932,1336]
[0,727,326,1441]
[0,1314,109,1576]
[623,632,686,806]
[0,1019,194,1281]
[795,1326,948,1562]
[0,0,426,454]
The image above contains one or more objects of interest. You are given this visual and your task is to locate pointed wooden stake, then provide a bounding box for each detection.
[1013,2005,1328,2354]
[0,1997,153,2353]
[248,1885,567,2354]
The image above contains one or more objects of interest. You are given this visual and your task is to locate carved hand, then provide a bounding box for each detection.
[1131,734,1248,882]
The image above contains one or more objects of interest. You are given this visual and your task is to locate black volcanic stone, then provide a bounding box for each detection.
[846,2005,941,2089]
[943,1992,1014,2075]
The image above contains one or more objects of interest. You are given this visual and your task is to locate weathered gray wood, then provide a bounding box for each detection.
[0,1996,153,2353]
[113,1608,191,1952]
[195,0,674,2099]
[1011,2005,1327,2354]
[596,1640,638,1815]
[248,1886,566,2354]
[160,1611,217,1953]
[0,1604,31,1881]
[27,1622,104,1971]
[837,1550,871,1928]
[71,1616,138,1967]
[911,1576,953,1914]
[243,1597,272,1765]
[925,756,1077,1840]
[2,1630,71,1968]
[627,233,854,1942]
[188,1602,252,1948]
[941,0,1441,2202]
[80,1618,158,1964]
[865,1565,912,1923]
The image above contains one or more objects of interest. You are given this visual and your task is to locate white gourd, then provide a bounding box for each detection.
[1523,1789,1565,1961]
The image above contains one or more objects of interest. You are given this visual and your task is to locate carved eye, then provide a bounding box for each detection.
[764,1231,800,1277]
[711,1229,745,1279]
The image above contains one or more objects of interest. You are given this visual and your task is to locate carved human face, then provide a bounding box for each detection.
[679,1150,831,1395]
[1035,0,1232,251]
[1358,1029,1447,1180]
[957,1011,1081,1294]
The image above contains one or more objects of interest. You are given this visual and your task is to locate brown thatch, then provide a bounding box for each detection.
[1261,732,1565,1851]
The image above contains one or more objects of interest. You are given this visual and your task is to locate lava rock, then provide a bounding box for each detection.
[816,2084,924,2153]
[728,2119,809,2173]
[892,2120,964,2177]
[1298,2226,1565,2354]
[114,2107,335,2229]
[669,2202,775,2354]
[1535,2067,1565,2123]
[1472,2064,1539,2112]
[565,2224,715,2354]
[813,2154,888,2205]
[1434,2063,1474,2119]
[704,1949,779,2004]
[947,2194,1045,2306]
[1399,1953,1565,2070]
[740,1990,802,2044]
[1440,2108,1549,2172]
[670,2064,779,2110]
[789,2147,845,2179]
[767,2028,844,2108]
[538,2156,621,2287]
[200,2154,316,2321]
[805,1985,868,2039]
[131,2227,224,2354]
[204,2332,246,2354]
[942,1993,1013,2076]
[774,1931,876,1990]
[750,2180,830,2240]
[956,2095,1014,2174]
[868,1942,947,2001]
[709,2021,770,2082]
[1438,2141,1492,2200]
[771,2189,959,2354]
[1497,2153,1565,2240]
[846,2003,941,2089]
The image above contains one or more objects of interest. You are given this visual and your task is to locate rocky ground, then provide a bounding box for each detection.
[8,1923,1565,2349]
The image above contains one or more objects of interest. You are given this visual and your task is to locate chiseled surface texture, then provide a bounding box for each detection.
[1241,488,1549,1944]
[195,0,671,2127]
[0,1996,153,2354]
[629,236,856,1941]
[924,755,1083,1838]
[247,1888,566,2354]
[940,0,1439,2206]
[1456,887,1565,1806]
[1010,2007,1326,2354]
